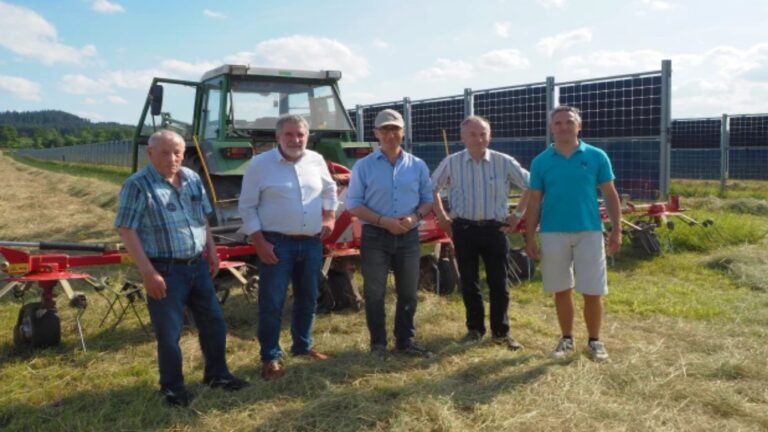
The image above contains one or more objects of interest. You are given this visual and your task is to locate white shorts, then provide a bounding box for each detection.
[540,231,607,296]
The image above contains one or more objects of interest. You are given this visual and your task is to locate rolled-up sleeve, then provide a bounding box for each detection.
[346,161,366,210]
[238,159,263,234]
[418,161,434,204]
[319,159,339,211]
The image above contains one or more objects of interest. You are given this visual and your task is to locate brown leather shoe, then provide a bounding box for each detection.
[295,348,329,361]
[261,360,285,381]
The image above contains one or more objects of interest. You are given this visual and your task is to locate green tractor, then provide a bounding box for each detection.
[132,64,375,229]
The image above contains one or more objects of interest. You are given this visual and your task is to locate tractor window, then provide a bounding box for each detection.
[202,83,221,139]
[229,79,353,133]
[139,83,196,141]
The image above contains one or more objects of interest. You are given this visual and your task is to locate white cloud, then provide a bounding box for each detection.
[83,97,97,104]
[641,0,675,10]
[0,2,97,64]
[256,36,370,81]
[538,0,567,8]
[373,38,389,49]
[92,0,125,13]
[537,27,592,57]
[415,58,475,81]
[224,51,256,65]
[160,59,218,77]
[106,68,164,89]
[494,21,511,38]
[107,95,128,104]
[0,75,42,100]
[478,49,530,71]
[203,9,225,19]
[557,43,768,117]
[60,74,112,94]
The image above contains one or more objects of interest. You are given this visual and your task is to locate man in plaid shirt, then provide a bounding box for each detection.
[116,130,247,407]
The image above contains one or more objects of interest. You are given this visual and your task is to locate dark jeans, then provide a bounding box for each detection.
[452,221,510,338]
[360,225,421,349]
[146,259,232,393]
[257,234,322,362]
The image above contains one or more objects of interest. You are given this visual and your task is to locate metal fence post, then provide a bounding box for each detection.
[464,88,473,118]
[660,59,672,198]
[545,76,555,147]
[355,104,364,142]
[720,113,729,195]
[403,97,412,152]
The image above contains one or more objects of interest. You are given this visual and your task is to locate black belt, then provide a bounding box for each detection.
[149,254,203,266]
[262,231,320,241]
[453,218,506,228]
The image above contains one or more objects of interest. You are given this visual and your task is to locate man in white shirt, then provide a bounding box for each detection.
[238,114,337,380]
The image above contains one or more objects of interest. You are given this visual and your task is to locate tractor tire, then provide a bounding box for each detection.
[13,302,61,348]
[507,248,535,285]
[418,255,456,295]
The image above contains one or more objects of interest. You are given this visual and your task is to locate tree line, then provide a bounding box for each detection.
[0,110,133,149]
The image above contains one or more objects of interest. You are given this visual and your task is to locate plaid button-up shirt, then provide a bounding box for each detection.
[115,164,212,259]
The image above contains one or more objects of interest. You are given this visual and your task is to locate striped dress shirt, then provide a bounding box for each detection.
[431,149,530,222]
[115,165,212,259]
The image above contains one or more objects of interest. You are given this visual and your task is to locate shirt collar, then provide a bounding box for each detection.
[374,148,405,162]
[549,140,585,157]
[461,149,491,163]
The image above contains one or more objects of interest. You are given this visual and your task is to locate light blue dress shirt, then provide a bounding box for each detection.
[346,149,433,222]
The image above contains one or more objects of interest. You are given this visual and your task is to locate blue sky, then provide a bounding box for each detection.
[1,0,767,124]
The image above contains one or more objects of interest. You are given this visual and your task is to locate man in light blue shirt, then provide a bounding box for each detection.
[347,109,433,358]
[525,106,622,362]
[239,114,337,380]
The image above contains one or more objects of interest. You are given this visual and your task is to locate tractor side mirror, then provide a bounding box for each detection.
[150,84,164,116]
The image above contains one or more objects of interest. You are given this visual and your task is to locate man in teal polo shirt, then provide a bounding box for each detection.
[525,106,622,362]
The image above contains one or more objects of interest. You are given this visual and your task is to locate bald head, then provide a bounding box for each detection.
[148,129,185,148]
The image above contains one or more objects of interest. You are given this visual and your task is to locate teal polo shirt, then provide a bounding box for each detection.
[529,140,615,233]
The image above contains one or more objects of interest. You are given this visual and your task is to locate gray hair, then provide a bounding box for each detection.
[549,105,582,124]
[460,115,491,132]
[275,114,309,135]
[148,129,185,148]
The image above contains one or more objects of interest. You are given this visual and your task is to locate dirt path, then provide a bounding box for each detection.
[0,154,122,242]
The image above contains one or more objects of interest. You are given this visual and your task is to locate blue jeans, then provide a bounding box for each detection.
[360,225,421,349]
[257,234,322,362]
[146,259,232,393]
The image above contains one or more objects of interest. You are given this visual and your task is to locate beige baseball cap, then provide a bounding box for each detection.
[374,109,404,128]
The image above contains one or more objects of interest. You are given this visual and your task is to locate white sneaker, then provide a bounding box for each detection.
[548,337,574,359]
[587,340,609,362]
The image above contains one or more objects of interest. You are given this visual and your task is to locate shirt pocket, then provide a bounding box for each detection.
[189,193,207,225]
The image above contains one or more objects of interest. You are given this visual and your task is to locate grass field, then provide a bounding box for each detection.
[1,154,768,431]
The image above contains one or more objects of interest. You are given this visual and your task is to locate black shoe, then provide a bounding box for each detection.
[395,341,433,358]
[161,388,191,407]
[370,344,390,361]
[493,335,524,351]
[460,330,484,344]
[204,375,250,391]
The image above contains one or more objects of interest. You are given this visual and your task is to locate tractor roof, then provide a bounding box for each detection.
[200,65,342,82]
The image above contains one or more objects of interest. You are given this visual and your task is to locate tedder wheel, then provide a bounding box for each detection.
[629,221,662,257]
[507,247,535,285]
[418,255,456,295]
[13,302,61,348]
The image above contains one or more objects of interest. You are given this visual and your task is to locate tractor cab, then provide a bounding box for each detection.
[132,65,376,228]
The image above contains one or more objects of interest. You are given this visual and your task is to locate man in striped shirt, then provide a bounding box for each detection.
[116,130,247,407]
[432,116,530,350]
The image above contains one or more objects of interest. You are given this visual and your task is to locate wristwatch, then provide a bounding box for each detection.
[512,210,524,218]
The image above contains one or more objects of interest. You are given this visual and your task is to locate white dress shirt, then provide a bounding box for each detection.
[239,148,338,236]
